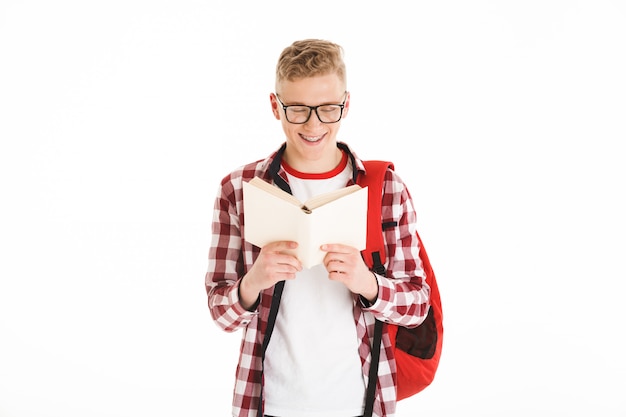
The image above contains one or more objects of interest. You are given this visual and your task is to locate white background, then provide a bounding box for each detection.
[1,1,625,416]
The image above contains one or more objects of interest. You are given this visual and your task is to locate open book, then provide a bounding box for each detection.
[242,177,368,269]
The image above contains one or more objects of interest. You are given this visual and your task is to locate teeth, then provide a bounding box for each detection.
[302,134,323,142]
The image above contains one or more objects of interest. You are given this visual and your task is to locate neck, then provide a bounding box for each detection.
[283,144,343,174]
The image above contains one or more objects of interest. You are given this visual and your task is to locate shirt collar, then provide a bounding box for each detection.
[265,141,365,191]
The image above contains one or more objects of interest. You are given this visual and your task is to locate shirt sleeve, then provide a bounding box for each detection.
[205,175,258,332]
[361,169,431,328]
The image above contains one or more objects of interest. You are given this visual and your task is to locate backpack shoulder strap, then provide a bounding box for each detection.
[358,160,394,274]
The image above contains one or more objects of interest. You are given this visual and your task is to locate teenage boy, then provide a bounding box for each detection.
[206,39,430,417]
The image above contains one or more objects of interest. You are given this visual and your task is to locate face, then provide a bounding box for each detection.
[270,73,350,173]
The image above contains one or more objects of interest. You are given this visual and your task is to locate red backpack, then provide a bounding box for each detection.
[358,160,444,414]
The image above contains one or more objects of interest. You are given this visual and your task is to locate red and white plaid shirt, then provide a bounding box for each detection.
[206,142,430,417]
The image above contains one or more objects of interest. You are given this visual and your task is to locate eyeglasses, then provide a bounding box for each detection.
[275,92,347,124]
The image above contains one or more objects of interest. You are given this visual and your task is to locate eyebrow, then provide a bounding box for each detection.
[277,92,347,106]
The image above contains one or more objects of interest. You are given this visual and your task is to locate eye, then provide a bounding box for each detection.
[319,105,340,113]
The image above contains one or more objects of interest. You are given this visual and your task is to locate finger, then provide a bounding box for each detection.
[320,243,353,254]
[277,254,303,270]
[276,270,298,280]
[327,269,348,285]
[323,251,353,272]
[325,258,346,274]
[261,252,301,273]
[265,240,298,252]
[262,241,302,268]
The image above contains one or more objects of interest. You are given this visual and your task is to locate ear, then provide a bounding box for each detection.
[269,93,281,120]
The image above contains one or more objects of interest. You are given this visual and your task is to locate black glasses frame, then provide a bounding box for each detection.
[275,92,347,124]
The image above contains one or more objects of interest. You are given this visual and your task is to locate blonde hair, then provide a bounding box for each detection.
[275,39,346,91]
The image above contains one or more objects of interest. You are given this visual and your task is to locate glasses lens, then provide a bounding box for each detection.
[285,106,311,124]
[316,105,342,123]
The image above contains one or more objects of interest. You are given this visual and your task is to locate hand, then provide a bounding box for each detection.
[321,243,379,303]
[239,241,302,310]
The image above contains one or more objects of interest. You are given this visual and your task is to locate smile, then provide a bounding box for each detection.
[300,133,325,142]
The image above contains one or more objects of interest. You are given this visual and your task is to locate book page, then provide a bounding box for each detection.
[247,177,302,207]
[243,181,306,249]
[302,184,363,211]
[303,187,368,268]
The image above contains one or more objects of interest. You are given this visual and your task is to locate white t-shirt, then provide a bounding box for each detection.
[263,159,366,417]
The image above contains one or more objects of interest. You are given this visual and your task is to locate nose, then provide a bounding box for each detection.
[304,108,324,127]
